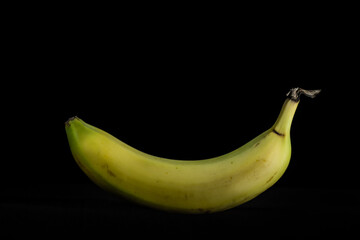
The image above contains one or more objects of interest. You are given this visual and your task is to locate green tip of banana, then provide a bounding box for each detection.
[65,116,78,127]
[65,87,320,213]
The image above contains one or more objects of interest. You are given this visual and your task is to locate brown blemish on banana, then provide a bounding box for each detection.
[272,129,285,137]
[266,171,278,184]
[256,159,267,163]
[183,192,193,200]
[254,142,260,148]
[102,164,117,178]
[107,169,116,177]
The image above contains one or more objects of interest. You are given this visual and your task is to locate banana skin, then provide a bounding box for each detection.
[65,88,320,213]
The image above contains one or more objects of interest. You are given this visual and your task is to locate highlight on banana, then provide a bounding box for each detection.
[65,87,321,213]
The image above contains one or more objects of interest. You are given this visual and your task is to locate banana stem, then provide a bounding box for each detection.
[286,87,321,102]
[273,87,321,136]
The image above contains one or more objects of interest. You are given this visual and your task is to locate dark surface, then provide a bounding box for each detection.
[2,184,359,237]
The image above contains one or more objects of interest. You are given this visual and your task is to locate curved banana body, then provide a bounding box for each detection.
[66,89,318,213]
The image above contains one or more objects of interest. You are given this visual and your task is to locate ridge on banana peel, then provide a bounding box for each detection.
[65,87,320,214]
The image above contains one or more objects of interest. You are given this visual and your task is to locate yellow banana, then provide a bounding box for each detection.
[65,87,320,213]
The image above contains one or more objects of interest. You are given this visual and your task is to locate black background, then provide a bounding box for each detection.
[2,4,358,238]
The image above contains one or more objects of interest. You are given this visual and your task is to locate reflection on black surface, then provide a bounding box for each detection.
[1,184,359,237]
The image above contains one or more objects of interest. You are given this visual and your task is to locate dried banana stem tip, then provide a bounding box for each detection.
[286,87,321,102]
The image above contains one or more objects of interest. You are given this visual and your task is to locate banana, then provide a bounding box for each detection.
[65,87,320,213]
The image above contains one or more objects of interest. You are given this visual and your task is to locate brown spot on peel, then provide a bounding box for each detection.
[272,129,285,137]
[102,164,117,178]
[266,171,278,184]
[266,176,274,184]
[107,169,116,177]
